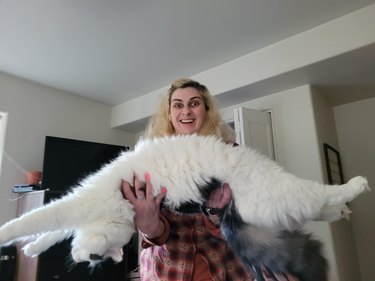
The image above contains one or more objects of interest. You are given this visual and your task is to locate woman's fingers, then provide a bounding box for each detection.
[145,172,154,200]
[134,175,146,200]
[205,183,232,208]
[122,180,136,203]
[144,172,167,203]
[221,183,232,206]
[155,187,167,205]
[211,185,223,202]
[123,173,166,205]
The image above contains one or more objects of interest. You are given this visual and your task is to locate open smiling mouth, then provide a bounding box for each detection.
[180,119,194,124]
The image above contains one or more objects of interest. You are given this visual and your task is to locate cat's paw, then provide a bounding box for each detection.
[348,176,370,192]
[71,243,124,264]
[23,242,43,257]
[0,230,13,245]
[71,247,96,263]
[103,247,123,263]
[71,234,109,264]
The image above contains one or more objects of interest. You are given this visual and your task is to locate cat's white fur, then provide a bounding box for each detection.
[0,135,369,265]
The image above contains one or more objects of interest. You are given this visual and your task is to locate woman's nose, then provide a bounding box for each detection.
[182,106,192,115]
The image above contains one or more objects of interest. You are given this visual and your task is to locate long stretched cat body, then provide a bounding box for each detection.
[0,135,369,280]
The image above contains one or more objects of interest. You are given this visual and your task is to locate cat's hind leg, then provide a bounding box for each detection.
[324,176,369,206]
[23,230,72,257]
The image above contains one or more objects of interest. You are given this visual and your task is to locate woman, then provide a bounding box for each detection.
[122,78,297,281]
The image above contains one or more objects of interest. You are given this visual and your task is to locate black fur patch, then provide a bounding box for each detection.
[175,177,223,214]
[197,176,223,200]
[175,177,328,281]
[220,204,327,281]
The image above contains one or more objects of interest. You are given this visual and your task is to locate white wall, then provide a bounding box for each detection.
[333,98,375,281]
[0,72,135,225]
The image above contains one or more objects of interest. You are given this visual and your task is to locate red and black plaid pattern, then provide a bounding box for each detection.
[140,209,253,281]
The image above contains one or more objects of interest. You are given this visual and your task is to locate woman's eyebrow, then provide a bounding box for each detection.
[190,96,203,101]
[171,96,202,102]
[171,98,183,103]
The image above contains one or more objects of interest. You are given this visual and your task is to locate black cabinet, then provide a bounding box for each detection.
[16,191,139,281]
[16,136,138,281]
[0,245,17,281]
[37,240,131,281]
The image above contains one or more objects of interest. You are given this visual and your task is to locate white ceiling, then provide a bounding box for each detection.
[1,0,375,108]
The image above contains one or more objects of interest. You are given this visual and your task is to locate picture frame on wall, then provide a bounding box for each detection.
[323,143,344,185]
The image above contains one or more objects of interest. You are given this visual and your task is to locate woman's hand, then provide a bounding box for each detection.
[204,183,232,224]
[122,172,167,239]
[205,183,232,209]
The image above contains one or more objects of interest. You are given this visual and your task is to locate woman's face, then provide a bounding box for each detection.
[170,87,207,135]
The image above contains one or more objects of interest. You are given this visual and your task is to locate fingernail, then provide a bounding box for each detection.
[145,172,150,181]
[161,187,167,193]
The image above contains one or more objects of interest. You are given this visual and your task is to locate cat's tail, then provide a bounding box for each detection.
[221,205,328,281]
[323,176,370,206]
[0,193,80,245]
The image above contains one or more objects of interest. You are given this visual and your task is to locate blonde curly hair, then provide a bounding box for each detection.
[145,78,235,142]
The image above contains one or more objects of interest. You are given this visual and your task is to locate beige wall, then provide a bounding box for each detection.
[221,87,373,281]
[221,85,342,280]
[221,85,323,180]
[311,88,361,281]
[334,98,375,281]
[0,71,135,225]
[0,112,7,174]
[111,4,375,132]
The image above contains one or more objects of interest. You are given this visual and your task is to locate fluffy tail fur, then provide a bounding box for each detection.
[221,203,327,281]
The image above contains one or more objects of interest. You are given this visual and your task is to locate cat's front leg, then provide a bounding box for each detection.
[71,225,135,264]
[71,234,120,264]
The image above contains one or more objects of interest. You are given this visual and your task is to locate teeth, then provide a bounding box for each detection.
[180,119,194,123]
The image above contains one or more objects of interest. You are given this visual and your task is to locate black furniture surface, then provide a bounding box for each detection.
[0,245,17,281]
[34,136,137,281]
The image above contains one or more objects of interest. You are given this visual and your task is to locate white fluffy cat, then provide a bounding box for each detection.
[0,135,369,280]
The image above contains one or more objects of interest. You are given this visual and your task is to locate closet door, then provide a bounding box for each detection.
[234,107,275,160]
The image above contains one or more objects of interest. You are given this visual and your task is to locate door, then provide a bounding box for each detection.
[0,112,7,174]
[234,107,275,160]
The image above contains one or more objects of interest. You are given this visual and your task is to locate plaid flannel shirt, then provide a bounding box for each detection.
[139,209,254,281]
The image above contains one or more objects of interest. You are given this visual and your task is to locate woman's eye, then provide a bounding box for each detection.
[172,103,183,109]
[191,101,200,107]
